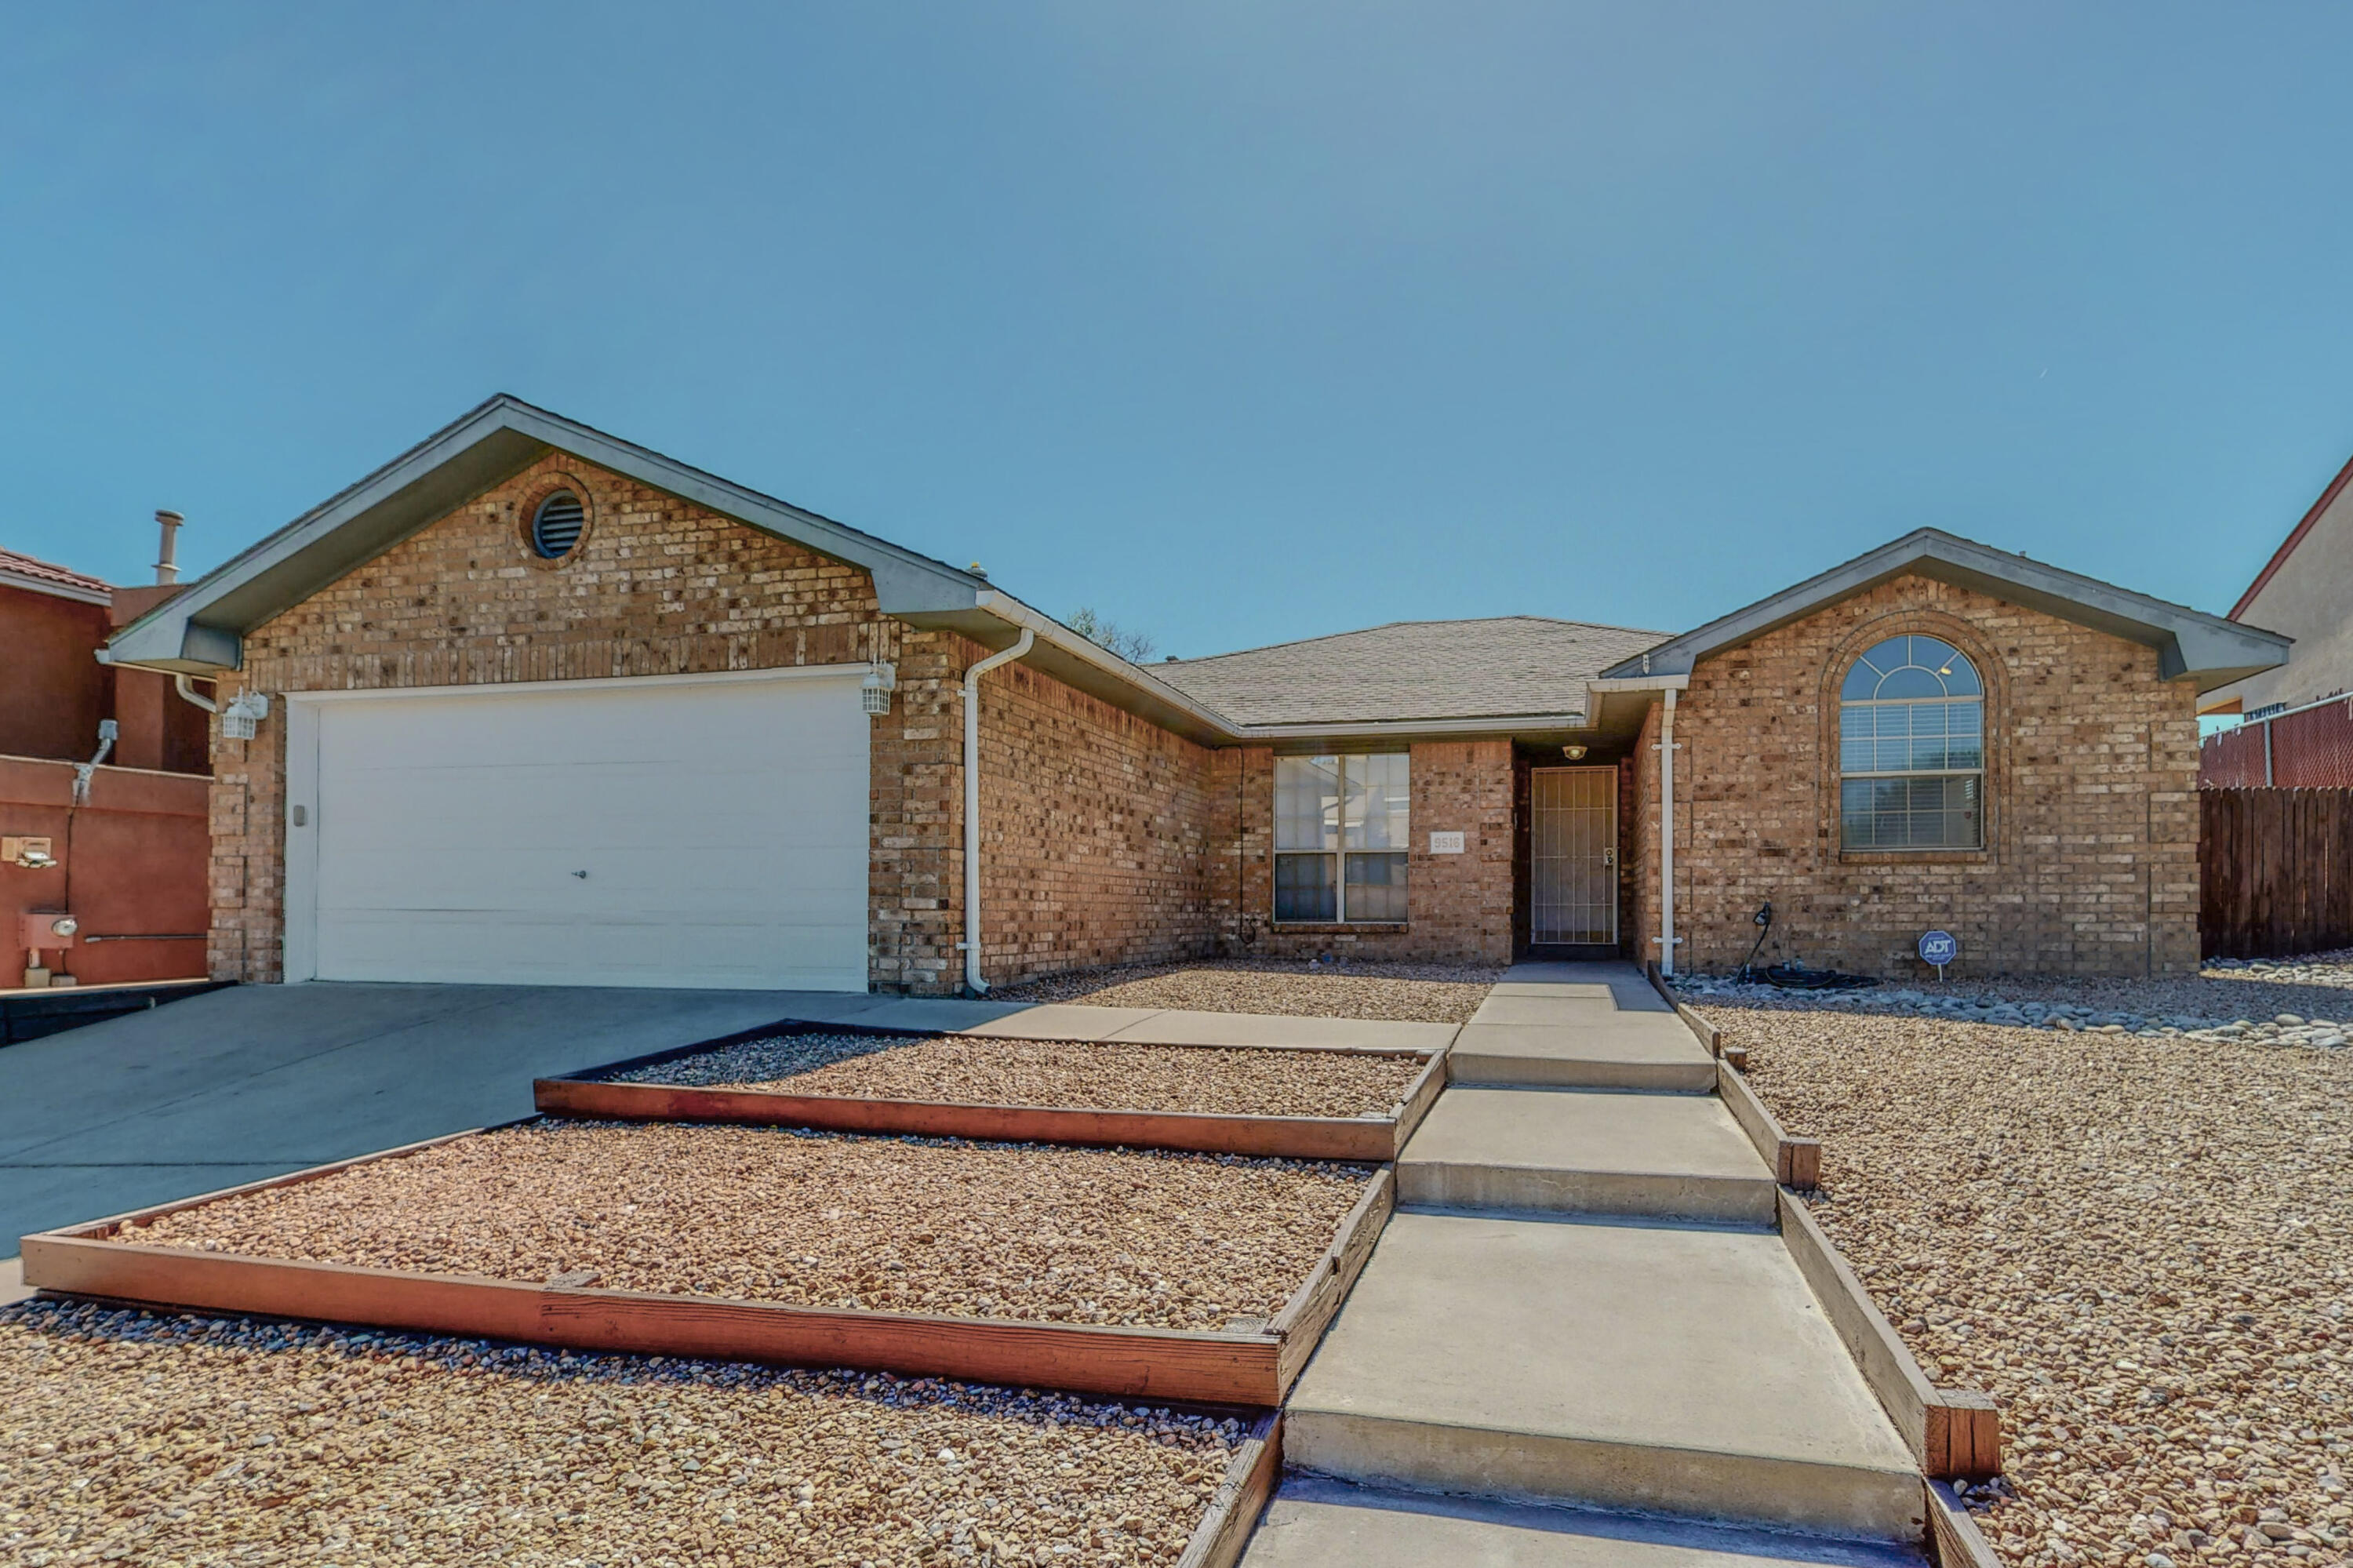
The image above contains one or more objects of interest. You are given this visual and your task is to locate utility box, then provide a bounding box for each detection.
[19,910,78,951]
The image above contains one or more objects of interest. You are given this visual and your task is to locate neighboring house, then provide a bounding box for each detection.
[104,397,2288,992]
[2198,449,2353,786]
[0,540,212,988]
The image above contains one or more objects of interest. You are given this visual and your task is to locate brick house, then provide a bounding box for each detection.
[104,397,2288,991]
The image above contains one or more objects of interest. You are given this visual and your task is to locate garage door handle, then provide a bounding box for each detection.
[572,870,589,879]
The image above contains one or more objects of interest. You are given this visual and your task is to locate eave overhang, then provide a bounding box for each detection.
[1597,528,2290,695]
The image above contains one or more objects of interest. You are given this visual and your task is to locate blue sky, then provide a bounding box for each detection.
[3,3,2348,658]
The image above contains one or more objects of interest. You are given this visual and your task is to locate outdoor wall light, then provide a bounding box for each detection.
[1562,744,1588,761]
[220,690,272,740]
[861,662,898,716]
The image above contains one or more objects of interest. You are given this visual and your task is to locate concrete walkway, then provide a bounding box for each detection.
[1256,962,1927,1561]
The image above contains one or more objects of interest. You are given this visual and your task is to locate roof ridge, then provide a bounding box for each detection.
[1167,615,1675,667]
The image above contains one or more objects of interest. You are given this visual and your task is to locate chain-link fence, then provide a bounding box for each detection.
[2199,697,2353,788]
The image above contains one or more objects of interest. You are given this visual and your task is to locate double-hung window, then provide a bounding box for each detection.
[1838,635,1984,850]
[1273,754,1409,922]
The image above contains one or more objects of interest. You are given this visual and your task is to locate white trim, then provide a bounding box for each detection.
[282,700,321,983]
[1658,687,1677,977]
[0,568,110,606]
[279,663,875,704]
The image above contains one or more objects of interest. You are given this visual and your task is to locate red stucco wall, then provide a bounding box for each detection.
[0,756,210,987]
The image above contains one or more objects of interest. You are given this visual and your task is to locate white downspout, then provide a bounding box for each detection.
[173,672,220,714]
[962,627,1035,995]
[1659,688,1678,977]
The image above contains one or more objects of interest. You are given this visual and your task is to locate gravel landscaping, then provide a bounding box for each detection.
[1687,994,2353,1567]
[126,1122,1370,1331]
[611,1031,1427,1119]
[1675,957,2353,1053]
[989,957,1497,1023]
[0,1297,1246,1566]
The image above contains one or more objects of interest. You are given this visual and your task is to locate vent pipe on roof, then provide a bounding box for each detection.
[155,511,184,587]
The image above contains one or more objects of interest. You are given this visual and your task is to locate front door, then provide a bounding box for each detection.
[1530,766,1618,945]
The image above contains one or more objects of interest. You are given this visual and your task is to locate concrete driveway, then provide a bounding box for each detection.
[0,981,891,1257]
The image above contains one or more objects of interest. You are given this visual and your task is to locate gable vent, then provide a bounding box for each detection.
[531,491,586,558]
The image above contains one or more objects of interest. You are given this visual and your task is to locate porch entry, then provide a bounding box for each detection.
[1530,766,1618,945]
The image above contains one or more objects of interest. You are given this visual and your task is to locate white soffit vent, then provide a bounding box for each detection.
[532,491,586,558]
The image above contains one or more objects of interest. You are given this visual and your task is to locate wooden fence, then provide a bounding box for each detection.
[2201,788,2353,959]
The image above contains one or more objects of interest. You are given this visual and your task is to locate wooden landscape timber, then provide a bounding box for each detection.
[1777,1190,2002,1481]
[1715,1059,1822,1190]
[1924,1480,2002,1567]
[1176,1411,1282,1568]
[20,1144,1395,1410]
[535,1031,1449,1163]
[1645,960,1725,1054]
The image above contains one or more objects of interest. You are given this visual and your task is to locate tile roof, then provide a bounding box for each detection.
[0,547,110,599]
[1158,616,1673,728]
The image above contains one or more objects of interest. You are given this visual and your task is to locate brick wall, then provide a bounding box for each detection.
[1632,573,2201,979]
[973,660,1224,984]
[208,452,1231,994]
[1228,740,1514,966]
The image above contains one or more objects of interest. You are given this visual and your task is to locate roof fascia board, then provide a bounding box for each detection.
[0,569,110,607]
[107,395,991,672]
[1600,529,2289,694]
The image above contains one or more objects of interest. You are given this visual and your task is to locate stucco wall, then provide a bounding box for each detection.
[2215,479,2353,713]
[0,584,111,766]
[1633,573,2201,979]
[0,756,209,986]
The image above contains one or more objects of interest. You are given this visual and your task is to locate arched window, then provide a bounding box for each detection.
[1838,635,1984,849]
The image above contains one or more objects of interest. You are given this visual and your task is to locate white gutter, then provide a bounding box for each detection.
[962,626,1035,995]
[1658,687,1678,977]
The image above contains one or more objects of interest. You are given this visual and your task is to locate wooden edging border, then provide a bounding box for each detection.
[1776,1189,2001,1481]
[23,1141,1392,1409]
[538,1053,1447,1164]
[1643,961,1727,1055]
[1925,1479,2002,1567]
[1715,1060,1820,1190]
[539,1019,1448,1162]
[1177,1410,1282,1568]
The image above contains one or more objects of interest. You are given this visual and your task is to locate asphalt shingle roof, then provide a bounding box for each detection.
[1157,617,1673,728]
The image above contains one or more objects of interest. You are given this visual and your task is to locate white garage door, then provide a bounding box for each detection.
[293,670,870,990]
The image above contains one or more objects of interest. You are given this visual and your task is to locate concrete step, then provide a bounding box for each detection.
[1446,1016,1716,1091]
[1243,1475,1929,1566]
[1284,1211,1924,1542]
[1397,1086,1777,1224]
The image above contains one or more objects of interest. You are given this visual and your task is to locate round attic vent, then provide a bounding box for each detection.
[530,490,587,558]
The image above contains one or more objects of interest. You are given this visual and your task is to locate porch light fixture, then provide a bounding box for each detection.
[221,690,271,740]
[860,663,898,716]
[1562,745,1587,761]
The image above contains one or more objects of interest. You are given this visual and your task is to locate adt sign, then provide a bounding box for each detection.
[1918,930,1959,971]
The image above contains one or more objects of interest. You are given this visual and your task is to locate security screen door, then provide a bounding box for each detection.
[1531,766,1618,945]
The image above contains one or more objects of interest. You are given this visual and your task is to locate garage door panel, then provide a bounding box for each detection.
[305,673,871,990]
